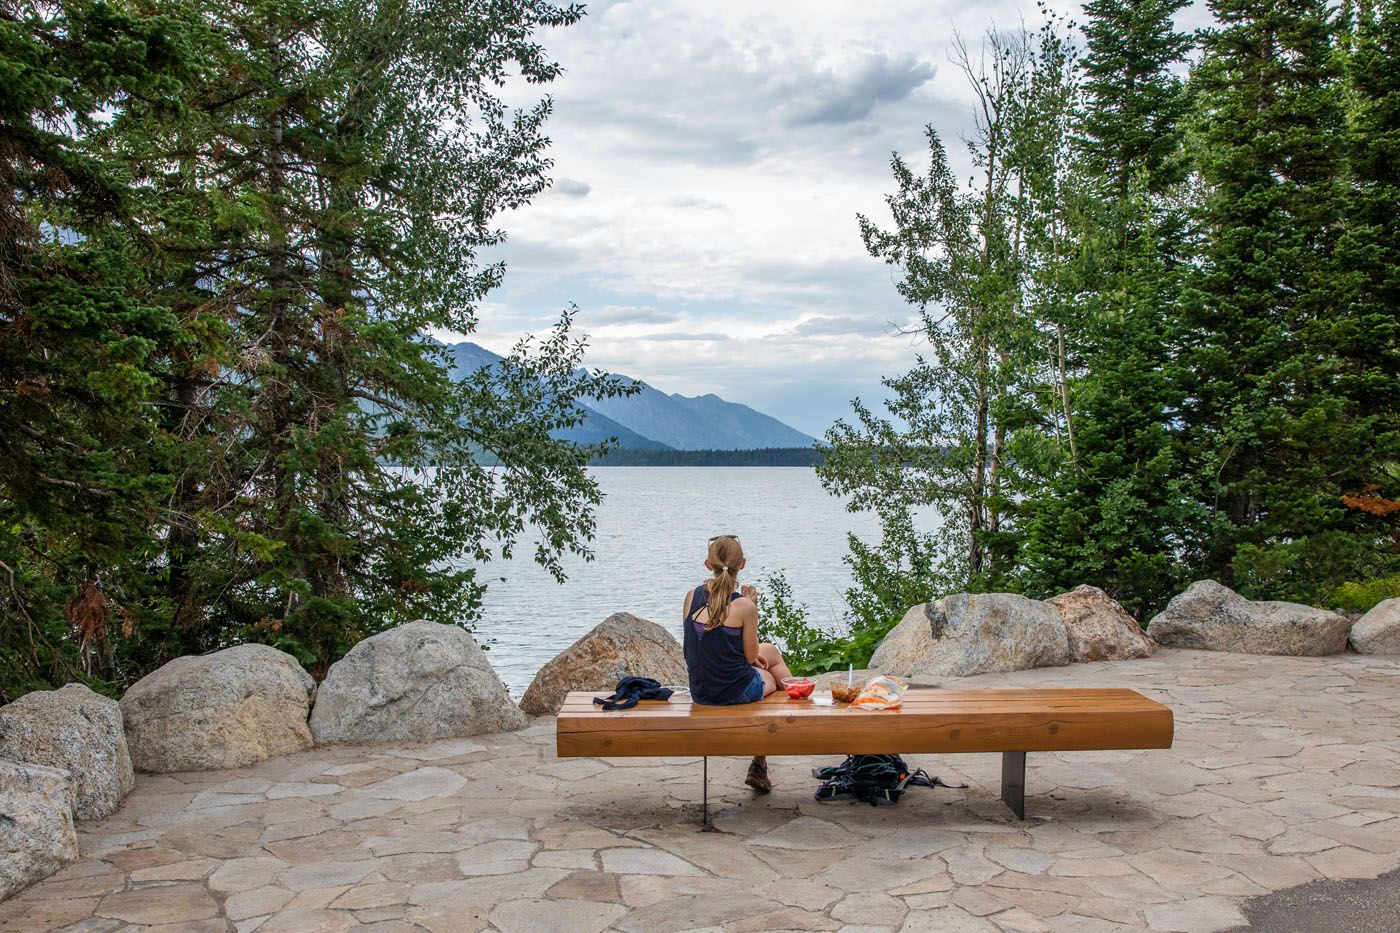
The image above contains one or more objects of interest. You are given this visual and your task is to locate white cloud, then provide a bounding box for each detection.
[586,305,680,325]
[459,0,1098,436]
[553,177,591,198]
[776,53,936,127]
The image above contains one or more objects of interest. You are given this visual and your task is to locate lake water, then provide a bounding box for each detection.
[469,467,896,696]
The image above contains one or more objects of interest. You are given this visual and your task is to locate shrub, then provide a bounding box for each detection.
[1328,576,1400,614]
[756,571,904,675]
[756,571,841,676]
[1232,533,1398,606]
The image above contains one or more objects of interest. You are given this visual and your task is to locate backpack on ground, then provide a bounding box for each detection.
[812,753,965,806]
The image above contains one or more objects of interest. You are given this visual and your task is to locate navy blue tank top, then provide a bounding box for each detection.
[682,584,753,705]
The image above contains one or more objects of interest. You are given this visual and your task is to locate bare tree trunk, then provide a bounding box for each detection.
[988,411,1005,538]
[1057,321,1078,464]
[970,360,988,576]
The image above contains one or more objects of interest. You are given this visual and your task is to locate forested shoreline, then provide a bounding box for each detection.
[813,0,1399,650]
[587,447,826,467]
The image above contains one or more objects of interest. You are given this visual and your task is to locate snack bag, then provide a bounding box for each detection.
[849,675,908,710]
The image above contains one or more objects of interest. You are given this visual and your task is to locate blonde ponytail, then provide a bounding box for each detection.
[704,536,744,631]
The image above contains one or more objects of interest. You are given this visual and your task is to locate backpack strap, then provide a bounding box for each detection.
[905,768,968,790]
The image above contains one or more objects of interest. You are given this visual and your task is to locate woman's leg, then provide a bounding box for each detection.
[746,646,794,793]
[757,643,793,685]
[747,663,778,792]
[754,666,777,697]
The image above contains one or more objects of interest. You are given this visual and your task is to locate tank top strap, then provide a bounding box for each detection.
[686,585,706,621]
[687,583,745,625]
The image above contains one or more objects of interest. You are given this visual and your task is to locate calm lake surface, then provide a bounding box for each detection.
[469,467,902,696]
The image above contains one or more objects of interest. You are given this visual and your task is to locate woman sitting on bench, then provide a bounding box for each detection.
[681,534,792,792]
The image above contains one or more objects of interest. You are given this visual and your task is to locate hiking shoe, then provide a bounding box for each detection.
[745,759,772,793]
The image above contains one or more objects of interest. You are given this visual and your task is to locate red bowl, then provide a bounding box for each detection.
[782,677,815,699]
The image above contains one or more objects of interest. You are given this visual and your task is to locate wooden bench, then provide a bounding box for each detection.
[557,687,1173,821]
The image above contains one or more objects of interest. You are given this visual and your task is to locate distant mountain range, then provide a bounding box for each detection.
[444,341,817,451]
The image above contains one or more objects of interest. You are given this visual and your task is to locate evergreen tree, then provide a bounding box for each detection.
[1329,0,1400,591]
[2,0,636,694]
[1184,0,1378,601]
[120,0,627,675]
[1077,0,1194,198]
[1018,0,1198,618]
[0,0,204,699]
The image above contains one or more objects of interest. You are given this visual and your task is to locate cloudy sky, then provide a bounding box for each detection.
[450,0,1139,438]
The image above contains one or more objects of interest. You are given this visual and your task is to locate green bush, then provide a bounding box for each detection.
[1328,576,1400,614]
[1232,533,1398,607]
[755,571,842,676]
[756,571,904,676]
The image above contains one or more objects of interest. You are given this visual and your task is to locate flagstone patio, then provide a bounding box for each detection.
[2,648,1398,932]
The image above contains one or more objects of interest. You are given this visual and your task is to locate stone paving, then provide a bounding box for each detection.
[2,648,1399,933]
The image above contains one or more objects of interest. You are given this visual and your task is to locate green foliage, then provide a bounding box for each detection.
[755,571,890,675]
[1018,0,1200,619]
[819,23,1070,625]
[1181,0,1375,596]
[756,571,838,676]
[587,447,825,467]
[1232,533,1400,606]
[6,0,1400,698]
[1,0,626,699]
[1328,575,1400,615]
[1077,0,1194,196]
[839,513,946,635]
[0,0,209,700]
[817,0,1400,652]
[131,0,622,679]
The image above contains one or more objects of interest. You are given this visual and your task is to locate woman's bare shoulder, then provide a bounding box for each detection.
[680,582,704,611]
[727,595,758,624]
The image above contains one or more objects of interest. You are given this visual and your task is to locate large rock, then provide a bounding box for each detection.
[1350,598,1400,655]
[1047,585,1155,663]
[0,683,134,820]
[120,644,316,773]
[0,759,78,901]
[310,620,525,744]
[519,612,688,715]
[1147,580,1350,656]
[870,593,1070,678]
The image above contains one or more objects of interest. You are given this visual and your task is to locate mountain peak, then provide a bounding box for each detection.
[443,341,815,450]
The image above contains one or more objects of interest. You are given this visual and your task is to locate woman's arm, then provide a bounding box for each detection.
[737,598,761,665]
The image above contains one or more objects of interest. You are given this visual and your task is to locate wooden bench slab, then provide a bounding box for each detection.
[557,687,1173,819]
[557,687,1173,758]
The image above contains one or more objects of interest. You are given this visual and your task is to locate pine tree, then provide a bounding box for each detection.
[117,0,627,675]
[1018,0,1198,618]
[0,0,204,698]
[1184,0,1378,600]
[3,0,637,692]
[1077,0,1194,198]
[1329,0,1400,591]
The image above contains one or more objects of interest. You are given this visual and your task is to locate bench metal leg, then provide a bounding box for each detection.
[1001,752,1026,820]
[700,756,715,831]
